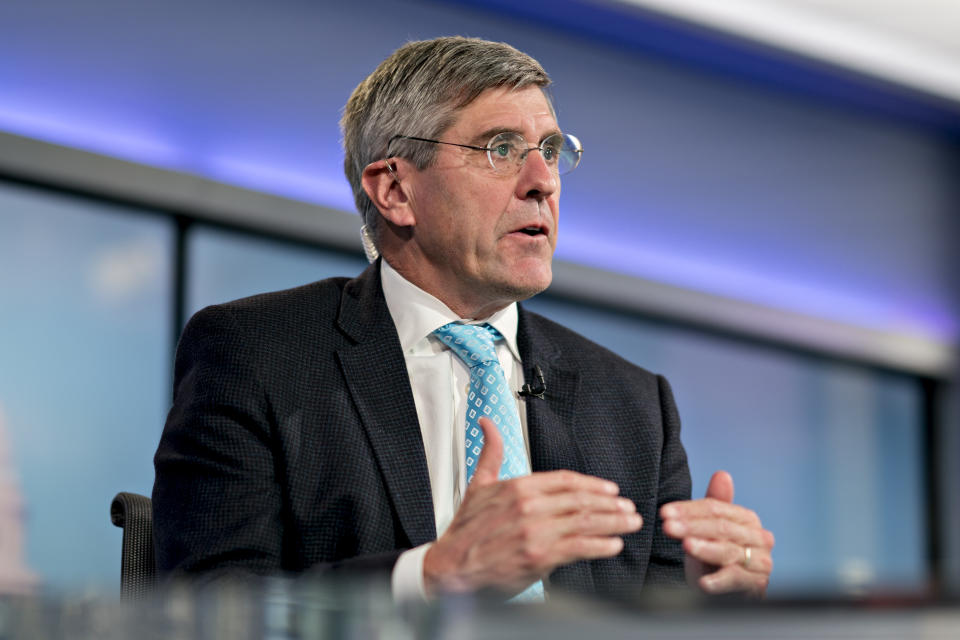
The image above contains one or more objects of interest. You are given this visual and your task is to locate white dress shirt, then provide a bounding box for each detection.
[379,260,531,601]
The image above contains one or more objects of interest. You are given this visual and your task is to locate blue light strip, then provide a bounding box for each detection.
[0,1,955,346]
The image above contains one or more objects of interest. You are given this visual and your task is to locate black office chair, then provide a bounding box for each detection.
[110,492,157,600]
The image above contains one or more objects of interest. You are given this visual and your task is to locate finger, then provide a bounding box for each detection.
[660,498,762,528]
[705,470,734,503]
[494,535,627,577]
[516,491,638,519]
[471,417,503,487]
[684,537,773,574]
[698,563,769,596]
[460,527,631,582]
[664,517,772,549]
[516,469,621,497]
[548,509,643,539]
[547,535,626,565]
[462,488,639,546]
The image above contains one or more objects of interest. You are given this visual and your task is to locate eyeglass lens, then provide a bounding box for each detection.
[486,132,582,175]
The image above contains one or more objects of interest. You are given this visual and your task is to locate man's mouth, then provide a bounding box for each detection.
[510,223,548,237]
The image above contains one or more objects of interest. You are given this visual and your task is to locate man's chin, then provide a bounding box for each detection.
[501,266,552,302]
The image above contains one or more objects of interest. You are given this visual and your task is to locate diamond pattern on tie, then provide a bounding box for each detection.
[432,322,531,484]
[433,322,545,602]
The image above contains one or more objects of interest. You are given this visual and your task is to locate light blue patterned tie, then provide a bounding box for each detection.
[432,322,545,602]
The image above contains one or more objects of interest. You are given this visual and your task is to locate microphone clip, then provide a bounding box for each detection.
[518,365,546,400]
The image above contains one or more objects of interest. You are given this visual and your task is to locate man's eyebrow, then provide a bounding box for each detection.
[539,127,563,143]
[468,126,563,146]
[469,127,514,146]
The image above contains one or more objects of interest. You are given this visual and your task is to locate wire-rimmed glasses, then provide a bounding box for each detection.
[387,131,583,176]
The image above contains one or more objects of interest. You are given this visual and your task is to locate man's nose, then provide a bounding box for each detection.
[515,148,558,199]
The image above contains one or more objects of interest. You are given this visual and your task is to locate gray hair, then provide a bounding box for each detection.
[341,37,552,245]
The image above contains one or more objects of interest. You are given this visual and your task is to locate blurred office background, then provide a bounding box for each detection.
[0,0,957,598]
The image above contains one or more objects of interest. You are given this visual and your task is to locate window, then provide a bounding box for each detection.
[525,295,926,594]
[0,189,930,595]
[186,225,369,318]
[0,181,172,590]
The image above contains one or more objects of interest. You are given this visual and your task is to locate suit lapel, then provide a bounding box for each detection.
[517,305,596,593]
[335,263,437,547]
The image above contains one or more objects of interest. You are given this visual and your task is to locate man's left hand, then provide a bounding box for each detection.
[660,471,774,597]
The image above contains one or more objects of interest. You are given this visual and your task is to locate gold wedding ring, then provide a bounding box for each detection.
[742,546,752,569]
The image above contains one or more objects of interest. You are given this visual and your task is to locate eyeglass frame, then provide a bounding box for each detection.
[385,131,583,176]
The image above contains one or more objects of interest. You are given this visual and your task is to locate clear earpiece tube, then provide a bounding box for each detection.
[360,224,379,263]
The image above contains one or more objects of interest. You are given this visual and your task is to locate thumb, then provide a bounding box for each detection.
[470,417,503,487]
[705,470,734,503]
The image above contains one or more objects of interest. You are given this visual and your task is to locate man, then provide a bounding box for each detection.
[153,37,773,600]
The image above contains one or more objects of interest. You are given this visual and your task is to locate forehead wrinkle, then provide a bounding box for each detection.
[467,116,561,145]
[446,86,559,146]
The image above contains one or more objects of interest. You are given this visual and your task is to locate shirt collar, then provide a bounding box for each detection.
[380,259,520,362]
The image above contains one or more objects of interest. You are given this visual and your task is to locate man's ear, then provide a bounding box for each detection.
[361,158,416,228]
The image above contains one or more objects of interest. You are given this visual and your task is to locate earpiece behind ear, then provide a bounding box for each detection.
[360,224,380,263]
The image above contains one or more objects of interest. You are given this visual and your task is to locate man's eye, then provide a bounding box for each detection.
[542,146,557,161]
[494,143,513,158]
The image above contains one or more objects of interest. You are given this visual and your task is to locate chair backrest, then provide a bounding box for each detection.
[110,492,157,600]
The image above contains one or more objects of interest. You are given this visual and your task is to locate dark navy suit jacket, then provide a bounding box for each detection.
[153,262,691,595]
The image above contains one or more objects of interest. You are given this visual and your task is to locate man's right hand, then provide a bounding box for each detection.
[422,416,642,597]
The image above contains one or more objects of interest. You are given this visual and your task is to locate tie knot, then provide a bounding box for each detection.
[432,322,502,368]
